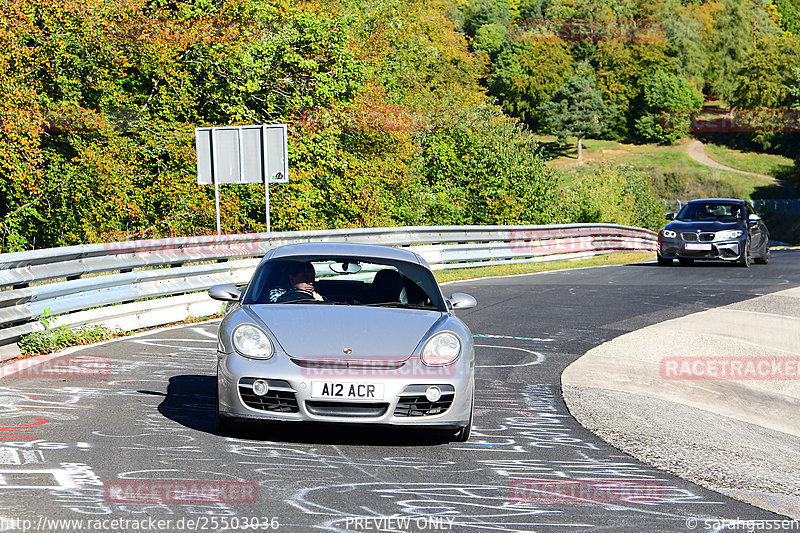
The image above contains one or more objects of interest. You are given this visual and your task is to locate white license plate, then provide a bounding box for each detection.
[685,243,712,251]
[311,382,384,400]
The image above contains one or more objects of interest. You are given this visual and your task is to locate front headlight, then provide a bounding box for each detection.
[661,229,677,239]
[715,230,743,241]
[232,324,274,359]
[421,332,462,366]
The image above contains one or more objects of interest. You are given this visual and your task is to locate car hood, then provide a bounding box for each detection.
[244,304,445,362]
[665,220,744,232]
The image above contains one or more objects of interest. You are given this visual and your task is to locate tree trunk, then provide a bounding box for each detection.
[577,135,583,160]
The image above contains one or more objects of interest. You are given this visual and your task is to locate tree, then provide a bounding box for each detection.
[633,71,704,143]
[708,0,755,104]
[489,37,573,123]
[473,22,509,58]
[774,0,800,34]
[457,0,512,37]
[732,33,800,110]
[791,67,800,110]
[659,0,710,91]
[540,74,610,160]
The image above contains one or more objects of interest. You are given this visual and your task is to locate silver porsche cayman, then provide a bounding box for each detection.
[208,242,477,442]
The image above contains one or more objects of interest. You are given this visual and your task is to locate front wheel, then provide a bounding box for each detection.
[736,240,751,268]
[215,383,236,434]
[754,246,770,265]
[657,255,673,266]
[452,392,474,443]
[678,258,694,266]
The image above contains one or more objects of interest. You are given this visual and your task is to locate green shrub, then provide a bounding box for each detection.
[415,115,561,225]
[19,325,119,356]
[559,166,664,230]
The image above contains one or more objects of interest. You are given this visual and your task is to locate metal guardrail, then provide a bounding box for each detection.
[0,224,657,355]
[751,199,800,216]
[665,199,800,216]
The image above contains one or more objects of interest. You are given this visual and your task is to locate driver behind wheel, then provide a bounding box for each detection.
[269,261,324,302]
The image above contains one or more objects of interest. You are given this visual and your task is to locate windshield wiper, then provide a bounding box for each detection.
[365,302,437,310]
[277,299,334,305]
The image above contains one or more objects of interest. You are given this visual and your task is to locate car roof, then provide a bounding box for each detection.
[262,242,425,265]
[685,198,744,204]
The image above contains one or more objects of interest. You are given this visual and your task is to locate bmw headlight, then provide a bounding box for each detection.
[715,230,743,241]
[421,332,461,366]
[661,229,677,238]
[232,324,273,359]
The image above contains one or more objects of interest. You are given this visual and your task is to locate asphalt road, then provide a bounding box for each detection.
[1,252,799,533]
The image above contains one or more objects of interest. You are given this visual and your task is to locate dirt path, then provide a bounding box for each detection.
[686,140,778,182]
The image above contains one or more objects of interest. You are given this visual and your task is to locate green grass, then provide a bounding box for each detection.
[538,136,782,199]
[704,143,795,179]
[434,252,653,283]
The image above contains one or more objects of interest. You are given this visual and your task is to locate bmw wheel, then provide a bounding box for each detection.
[755,246,770,265]
[657,255,673,266]
[737,239,751,268]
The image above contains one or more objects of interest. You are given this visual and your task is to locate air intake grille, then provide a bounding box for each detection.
[394,384,455,417]
[238,378,298,413]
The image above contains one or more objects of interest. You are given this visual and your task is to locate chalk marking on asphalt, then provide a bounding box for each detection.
[474,345,545,368]
[473,334,553,342]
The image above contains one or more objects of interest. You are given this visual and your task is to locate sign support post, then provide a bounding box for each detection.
[195,124,288,235]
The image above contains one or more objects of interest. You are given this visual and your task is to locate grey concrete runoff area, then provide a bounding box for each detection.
[562,285,800,520]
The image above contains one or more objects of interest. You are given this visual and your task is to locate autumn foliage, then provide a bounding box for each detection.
[0,0,560,251]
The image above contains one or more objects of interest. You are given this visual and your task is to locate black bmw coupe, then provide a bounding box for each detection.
[657,198,770,267]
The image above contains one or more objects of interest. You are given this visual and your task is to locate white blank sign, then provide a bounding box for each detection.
[196,124,288,184]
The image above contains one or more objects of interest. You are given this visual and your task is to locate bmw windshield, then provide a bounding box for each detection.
[676,202,743,222]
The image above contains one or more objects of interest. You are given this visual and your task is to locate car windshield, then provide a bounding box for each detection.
[242,256,446,311]
[676,202,743,222]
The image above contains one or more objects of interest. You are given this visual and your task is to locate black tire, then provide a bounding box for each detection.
[452,391,474,443]
[657,255,673,266]
[736,240,751,268]
[755,246,770,265]
[215,383,236,434]
[678,258,694,266]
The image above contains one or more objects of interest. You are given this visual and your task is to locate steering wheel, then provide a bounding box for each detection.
[275,289,317,303]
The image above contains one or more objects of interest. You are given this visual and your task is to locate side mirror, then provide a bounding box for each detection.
[448,293,477,310]
[665,213,675,220]
[209,284,241,302]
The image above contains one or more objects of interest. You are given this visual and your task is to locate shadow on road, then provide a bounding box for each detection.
[156,374,454,446]
[624,261,751,268]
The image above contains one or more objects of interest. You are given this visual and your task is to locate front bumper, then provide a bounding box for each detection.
[217,350,474,428]
[658,236,745,261]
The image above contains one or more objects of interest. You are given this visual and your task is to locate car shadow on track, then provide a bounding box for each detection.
[155,374,453,446]
[625,261,747,268]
